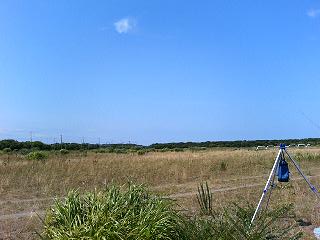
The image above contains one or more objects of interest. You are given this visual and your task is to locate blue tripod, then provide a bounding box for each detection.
[251,143,320,224]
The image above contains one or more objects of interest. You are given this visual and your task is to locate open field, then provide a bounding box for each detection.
[1,147,320,239]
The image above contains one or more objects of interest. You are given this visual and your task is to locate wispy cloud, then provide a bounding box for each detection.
[114,17,136,34]
[307,8,320,18]
[0,128,25,134]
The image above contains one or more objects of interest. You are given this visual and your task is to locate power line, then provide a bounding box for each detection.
[300,111,320,133]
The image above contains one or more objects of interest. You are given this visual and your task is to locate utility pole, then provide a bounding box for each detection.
[30,131,33,143]
[53,137,56,150]
[60,134,63,149]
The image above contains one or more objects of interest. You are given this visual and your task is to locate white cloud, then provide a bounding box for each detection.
[114,18,136,34]
[307,9,320,18]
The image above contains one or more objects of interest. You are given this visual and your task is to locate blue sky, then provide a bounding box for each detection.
[1,0,320,144]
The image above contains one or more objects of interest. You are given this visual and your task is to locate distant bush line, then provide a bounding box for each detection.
[0,138,319,152]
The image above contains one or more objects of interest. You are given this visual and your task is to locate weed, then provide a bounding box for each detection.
[220,161,227,171]
[197,182,213,215]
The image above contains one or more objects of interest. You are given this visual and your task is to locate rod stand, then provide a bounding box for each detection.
[251,143,320,224]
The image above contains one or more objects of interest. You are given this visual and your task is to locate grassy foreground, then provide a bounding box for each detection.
[40,184,301,240]
[1,148,320,238]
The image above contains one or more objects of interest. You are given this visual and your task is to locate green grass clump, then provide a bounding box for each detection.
[41,183,301,240]
[197,182,213,215]
[27,151,47,161]
[41,184,186,240]
[192,182,301,239]
[185,203,302,240]
[220,161,227,171]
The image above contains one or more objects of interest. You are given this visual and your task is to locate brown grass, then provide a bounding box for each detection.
[1,147,320,239]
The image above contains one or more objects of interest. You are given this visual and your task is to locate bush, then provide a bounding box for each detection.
[94,148,108,153]
[19,148,31,155]
[59,149,69,155]
[147,147,156,152]
[173,148,184,152]
[159,148,170,152]
[190,147,207,152]
[114,148,128,154]
[137,149,146,155]
[3,147,11,153]
[27,151,47,161]
[41,184,186,239]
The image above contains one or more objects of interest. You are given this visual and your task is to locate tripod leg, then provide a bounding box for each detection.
[264,168,277,211]
[284,149,320,199]
[251,149,282,224]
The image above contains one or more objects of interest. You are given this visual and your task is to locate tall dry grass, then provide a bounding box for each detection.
[1,148,320,197]
[1,148,320,239]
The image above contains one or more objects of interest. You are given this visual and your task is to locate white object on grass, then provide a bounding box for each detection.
[314,227,320,239]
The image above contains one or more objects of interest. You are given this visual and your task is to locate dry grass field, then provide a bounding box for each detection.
[1,147,320,239]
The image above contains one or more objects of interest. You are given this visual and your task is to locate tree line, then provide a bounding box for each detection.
[149,138,320,149]
[0,138,319,151]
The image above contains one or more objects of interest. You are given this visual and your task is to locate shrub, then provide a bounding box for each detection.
[19,148,31,155]
[59,149,69,155]
[190,147,207,152]
[41,184,186,240]
[94,148,108,153]
[159,148,170,152]
[3,147,11,153]
[114,148,128,154]
[27,151,47,161]
[137,149,146,155]
[147,147,156,152]
[173,148,184,152]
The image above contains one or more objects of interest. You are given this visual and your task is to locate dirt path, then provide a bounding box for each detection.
[1,173,320,221]
[0,210,45,221]
[0,196,58,205]
[167,174,320,199]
